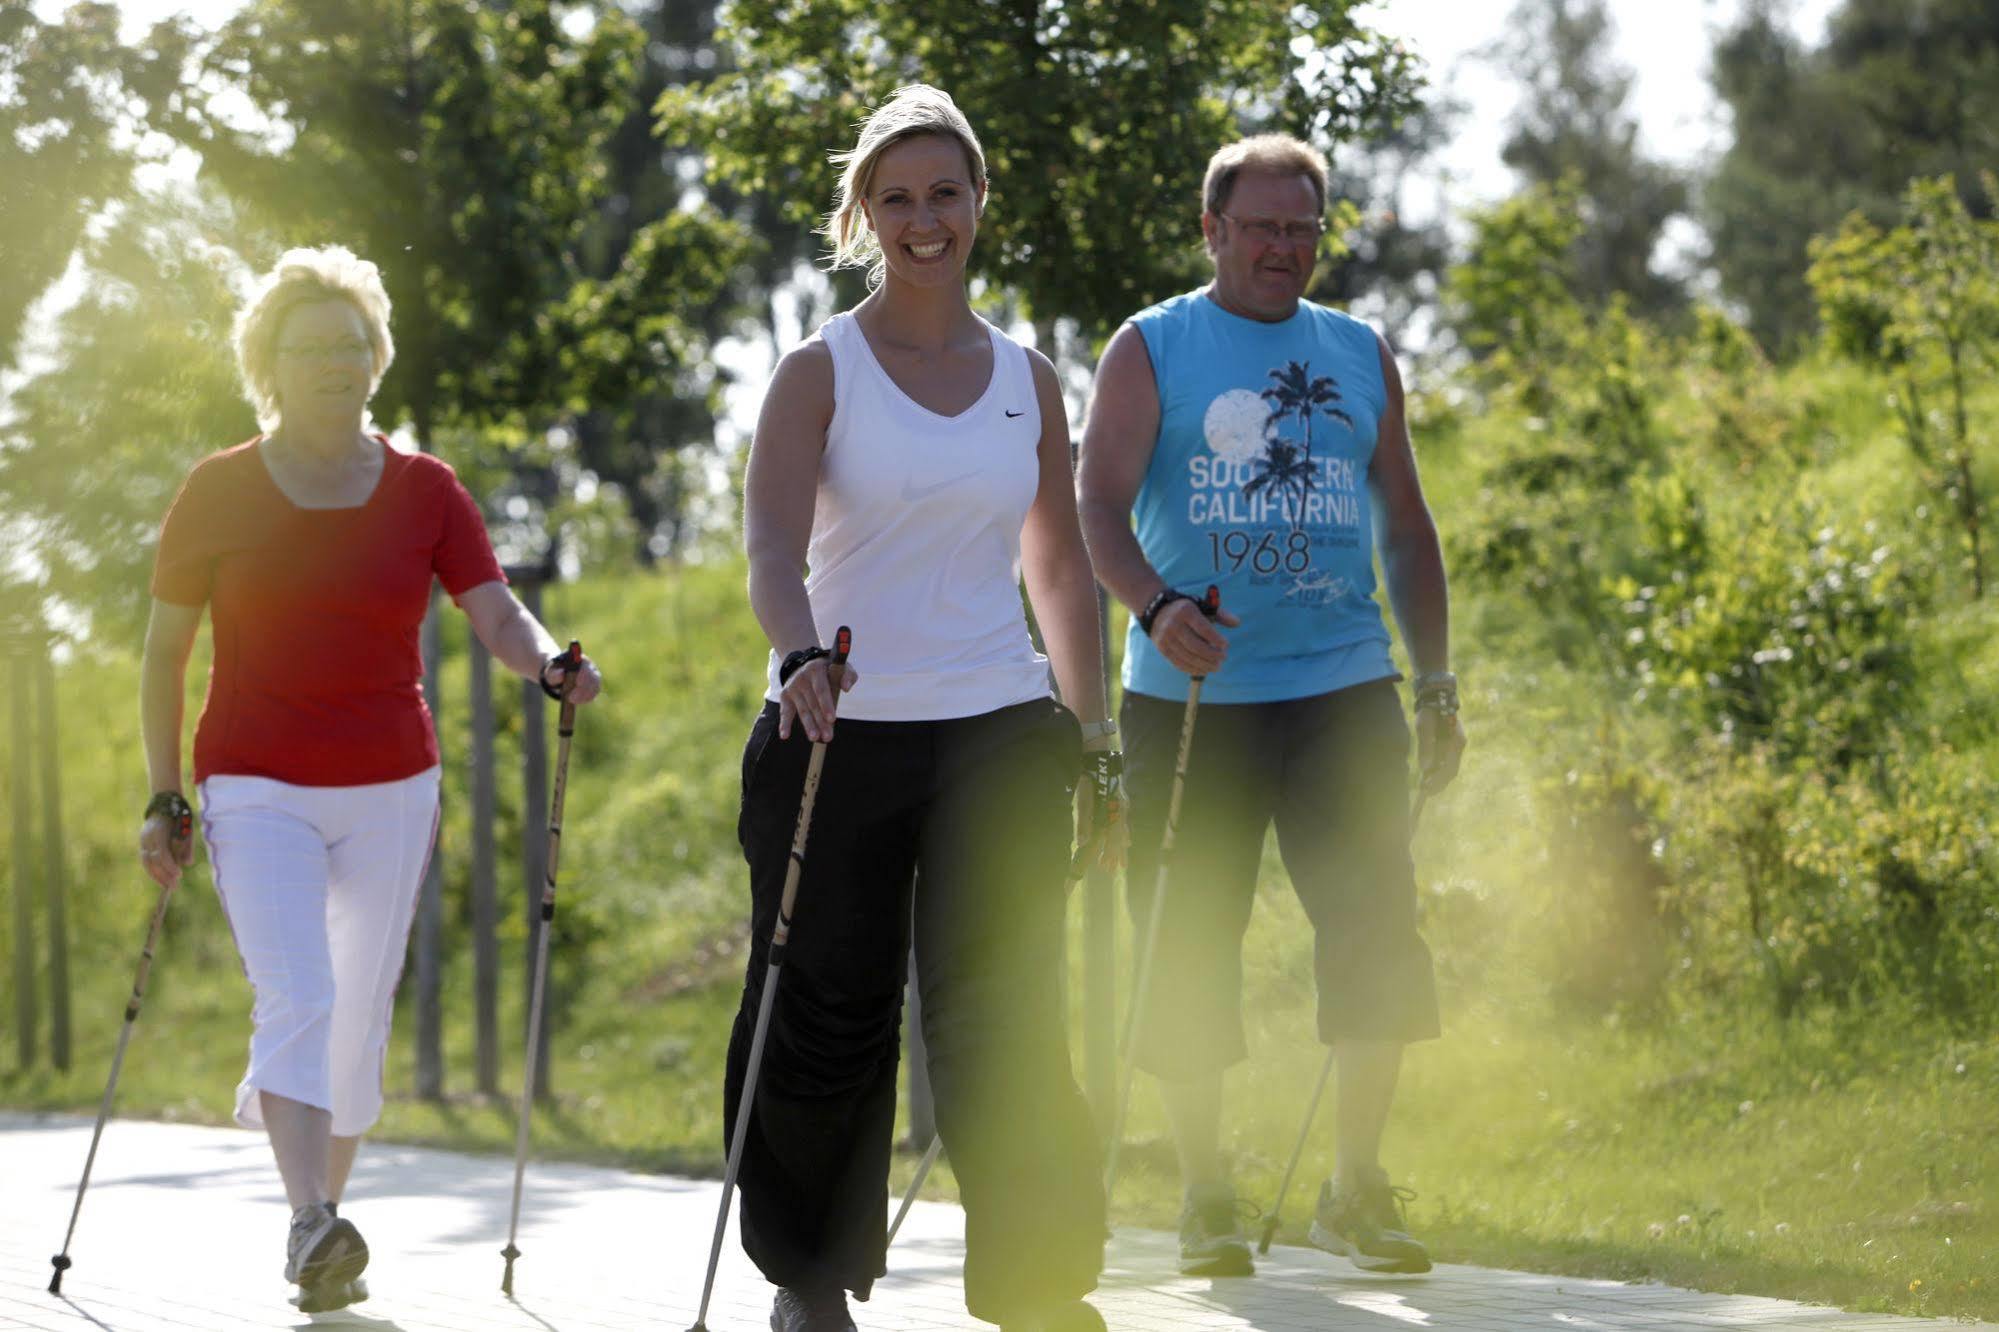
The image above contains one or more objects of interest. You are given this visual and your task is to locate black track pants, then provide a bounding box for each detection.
[724,696,1106,1320]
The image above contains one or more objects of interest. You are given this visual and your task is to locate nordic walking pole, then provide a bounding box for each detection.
[1102,585,1220,1208]
[689,627,852,1332]
[49,801,188,1294]
[501,641,585,1296]
[1256,786,1429,1255]
[885,1134,944,1247]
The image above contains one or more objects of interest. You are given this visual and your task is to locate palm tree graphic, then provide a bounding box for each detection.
[1249,360,1353,529]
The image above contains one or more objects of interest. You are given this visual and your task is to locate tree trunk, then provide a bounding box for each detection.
[471,638,499,1095]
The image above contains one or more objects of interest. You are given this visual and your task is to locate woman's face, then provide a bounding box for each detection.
[863,133,983,289]
[273,299,375,430]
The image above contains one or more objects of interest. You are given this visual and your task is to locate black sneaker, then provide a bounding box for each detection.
[1178,1186,1256,1277]
[1308,1171,1431,1274]
[771,1287,857,1332]
[283,1201,369,1290]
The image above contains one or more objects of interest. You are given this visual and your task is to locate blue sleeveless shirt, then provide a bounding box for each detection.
[1123,290,1398,703]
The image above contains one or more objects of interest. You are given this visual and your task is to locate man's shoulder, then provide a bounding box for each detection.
[1299,299,1380,339]
[1129,288,1211,329]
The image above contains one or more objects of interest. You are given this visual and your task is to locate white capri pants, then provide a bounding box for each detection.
[199,767,441,1137]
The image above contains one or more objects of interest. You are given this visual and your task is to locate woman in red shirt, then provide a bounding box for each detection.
[137,245,601,1313]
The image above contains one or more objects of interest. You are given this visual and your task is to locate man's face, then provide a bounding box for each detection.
[1203,170,1323,321]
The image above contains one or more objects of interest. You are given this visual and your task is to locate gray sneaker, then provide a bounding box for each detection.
[284,1201,369,1290]
[1178,1186,1255,1277]
[1308,1170,1431,1273]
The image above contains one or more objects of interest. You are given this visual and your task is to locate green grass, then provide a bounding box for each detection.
[3,558,1995,1322]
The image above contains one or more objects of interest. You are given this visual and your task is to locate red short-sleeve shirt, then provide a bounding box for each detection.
[152,437,506,786]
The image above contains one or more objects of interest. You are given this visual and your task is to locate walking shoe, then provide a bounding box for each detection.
[770,1286,857,1332]
[1178,1185,1256,1276]
[1308,1170,1431,1273]
[999,1298,1106,1331]
[283,1201,369,1290]
[289,1275,369,1314]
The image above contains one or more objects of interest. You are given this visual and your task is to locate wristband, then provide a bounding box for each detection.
[1413,670,1460,718]
[1078,718,1118,743]
[1137,588,1193,637]
[778,645,830,686]
[538,647,583,702]
[144,791,194,840]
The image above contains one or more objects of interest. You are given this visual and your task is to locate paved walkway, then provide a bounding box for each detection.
[1,1112,1985,1331]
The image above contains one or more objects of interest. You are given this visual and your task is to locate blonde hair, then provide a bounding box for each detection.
[233,245,394,430]
[824,84,987,287]
[1202,133,1329,216]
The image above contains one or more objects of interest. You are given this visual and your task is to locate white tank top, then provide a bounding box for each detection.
[763,310,1052,721]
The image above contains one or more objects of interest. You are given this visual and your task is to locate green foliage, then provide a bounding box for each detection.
[1808,174,1999,596]
[658,0,1424,344]
[0,3,193,369]
[165,0,744,448]
[0,188,249,641]
[1708,0,1999,354]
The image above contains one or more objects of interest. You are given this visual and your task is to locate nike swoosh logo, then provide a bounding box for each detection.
[900,471,983,501]
[1005,409,1025,417]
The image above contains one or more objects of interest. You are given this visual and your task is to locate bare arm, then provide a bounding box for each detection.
[743,339,853,741]
[1369,334,1464,790]
[1019,348,1108,726]
[1076,323,1235,676]
[138,598,202,886]
[1369,334,1448,677]
[455,581,602,703]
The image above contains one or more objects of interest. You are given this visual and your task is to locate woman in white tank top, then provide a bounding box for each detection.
[725,86,1116,1332]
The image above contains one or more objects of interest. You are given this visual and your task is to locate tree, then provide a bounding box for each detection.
[163,0,743,457]
[0,186,246,642]
[659,0,1425,352]
[1808,173,1999,598]
[1485,0,1690,325]
[1708,0,1999,355]
[1308,93,1463,349]
[0,3,193,370]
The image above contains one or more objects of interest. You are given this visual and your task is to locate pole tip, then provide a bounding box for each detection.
[48,1254,70,1293]
[501,1245,519,1295]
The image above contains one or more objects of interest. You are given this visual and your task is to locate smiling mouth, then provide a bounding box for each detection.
[906,239,949,260]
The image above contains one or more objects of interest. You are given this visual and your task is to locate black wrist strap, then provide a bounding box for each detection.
[145,791,193,839]
[779,645,830,686]
[1138,588,1193,637]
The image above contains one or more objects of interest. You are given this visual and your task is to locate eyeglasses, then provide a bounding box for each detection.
[278,338,371,363]
[1221,215,1326,245]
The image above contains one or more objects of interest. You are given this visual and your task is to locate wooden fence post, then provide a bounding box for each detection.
[11,654,37,1068]
[413,595,445,1100]
[470,637,499,1096]
[37,649,69,1071]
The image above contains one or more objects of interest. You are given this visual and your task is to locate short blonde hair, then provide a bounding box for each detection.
[824,84,987,288]
[1202,134,1329,216]
[233,245,394,430]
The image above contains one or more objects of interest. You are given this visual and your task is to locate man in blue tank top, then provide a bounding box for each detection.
[1077,133,1466,1278]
